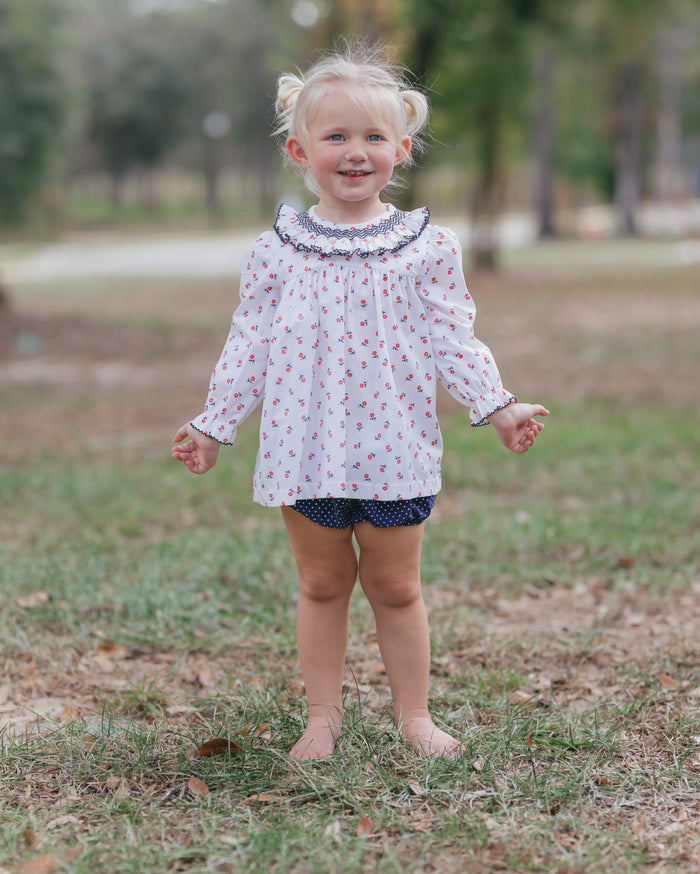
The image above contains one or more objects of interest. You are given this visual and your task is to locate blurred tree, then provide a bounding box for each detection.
[528,0,575,238]
[82,8,188,207]
[71,0,286,218]
[0,0,65,226]
[406,0,547,268]
[589,0,681,234]
[175,0,283,216]
[651,6,699,201]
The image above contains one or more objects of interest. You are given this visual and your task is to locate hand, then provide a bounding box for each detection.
[171,423,221,474]
[487,403,549,454]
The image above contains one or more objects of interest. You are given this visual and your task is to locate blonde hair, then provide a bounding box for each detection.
[274,43,430,192]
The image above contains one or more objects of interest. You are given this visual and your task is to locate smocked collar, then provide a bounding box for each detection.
[274,203,430,257]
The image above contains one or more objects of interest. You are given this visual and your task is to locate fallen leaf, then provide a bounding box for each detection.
[367,661,387,675]
[658,672,677,688]
[16,591,51,609]
[19,854,60,874]
[237,723,270,738]
[412,812,434,833]
[196,737,242,757]
[356,816,373,837]
[95,642,129,660]
[472,759,484,772]
[408,781,424,796]
[20,829,38,848]
[196,668,215,689]
[186,777,210,797]
[507,690,534,705]
[60,705,85,725]
[617,555,636,568]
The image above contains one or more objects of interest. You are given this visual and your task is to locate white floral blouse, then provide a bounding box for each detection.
[191,204,515,506]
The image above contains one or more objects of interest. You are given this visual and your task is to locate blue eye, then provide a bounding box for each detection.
[329,134,343,142]
[368,134,382,142]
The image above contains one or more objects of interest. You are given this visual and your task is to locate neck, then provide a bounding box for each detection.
[313,199,390,224]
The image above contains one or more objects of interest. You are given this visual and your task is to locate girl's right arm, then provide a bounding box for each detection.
[172,235,282,471]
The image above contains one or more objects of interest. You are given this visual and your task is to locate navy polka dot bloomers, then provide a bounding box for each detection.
[292,496,436,529]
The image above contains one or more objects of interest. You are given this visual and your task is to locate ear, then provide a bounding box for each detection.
[394,136,412,166]
[286,136,310,167]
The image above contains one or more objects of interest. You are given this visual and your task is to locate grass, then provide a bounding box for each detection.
[1,249,699,872]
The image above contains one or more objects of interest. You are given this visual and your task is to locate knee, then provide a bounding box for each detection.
[361,575,422,610]
[298,563,358,603]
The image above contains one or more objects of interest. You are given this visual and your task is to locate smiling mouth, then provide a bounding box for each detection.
[339,170,371,177]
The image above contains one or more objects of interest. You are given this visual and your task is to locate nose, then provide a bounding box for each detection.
[344,138,367,160]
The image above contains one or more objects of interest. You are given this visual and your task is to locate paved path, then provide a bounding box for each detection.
[0,230,261,284]
[1,210,699,285]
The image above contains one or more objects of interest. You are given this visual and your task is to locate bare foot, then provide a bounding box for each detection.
[400,716,465,758]
[289,716,341,760]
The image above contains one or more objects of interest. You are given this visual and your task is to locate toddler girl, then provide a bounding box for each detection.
[172,45,548,759]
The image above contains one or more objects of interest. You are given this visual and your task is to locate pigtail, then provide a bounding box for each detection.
[399,89,429,162]
[274,73,305,137]
[401,90,429,139]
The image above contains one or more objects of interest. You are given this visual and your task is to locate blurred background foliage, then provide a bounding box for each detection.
[1,0,699,264]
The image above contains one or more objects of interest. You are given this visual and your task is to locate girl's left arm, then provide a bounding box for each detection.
[418,228,515,425]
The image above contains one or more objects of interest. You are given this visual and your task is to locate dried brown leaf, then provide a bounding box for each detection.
[356,815,373,837]
[507,689,535,705]
[196,668,215,689]
[95,642,129,660]
[196,737,242,757]
[186,777,210,797]
[19,854,60,874]
[412,812,434,833]
[20,829,38,849]
[658,672,677,688]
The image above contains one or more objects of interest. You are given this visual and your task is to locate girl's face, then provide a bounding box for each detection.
[286,89,411,224]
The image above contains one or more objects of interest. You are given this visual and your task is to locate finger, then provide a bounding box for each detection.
[173,424,191,443]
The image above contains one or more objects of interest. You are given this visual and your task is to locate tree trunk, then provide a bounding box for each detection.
[614,60,645,236]
[652,27,691,201]
[533,48,556,238]
[471,102,502,270]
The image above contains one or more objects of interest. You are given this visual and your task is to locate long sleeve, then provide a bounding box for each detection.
[191,236,281,444]
[418,227,515,425]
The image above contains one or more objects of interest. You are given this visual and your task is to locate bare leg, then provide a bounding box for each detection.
[354,521,464,757]
[282,508,358,759]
